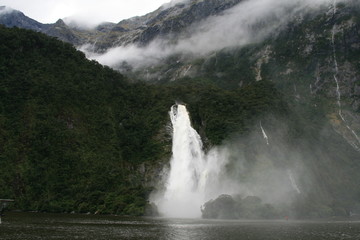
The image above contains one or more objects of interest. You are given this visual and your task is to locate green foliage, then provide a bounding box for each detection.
[196,47,256,89]
[162,80,287,145]
[2,7,360,218]
[0,26,288,215]
[0,26,168,215]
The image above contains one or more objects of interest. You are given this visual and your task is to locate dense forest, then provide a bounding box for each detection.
[0,26,286,215]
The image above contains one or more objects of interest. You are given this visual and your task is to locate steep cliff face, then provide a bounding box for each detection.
[121,0,360,218]
[114,0,360,152]
[81,0,244,52]
[134,0,243,45]
[260,0,360,152]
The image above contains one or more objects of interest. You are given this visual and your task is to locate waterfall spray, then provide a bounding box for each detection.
[154,104,228,218]
[151,104,303,218]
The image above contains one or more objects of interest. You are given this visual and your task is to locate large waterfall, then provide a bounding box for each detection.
[152,104,302,218]
[154,104,226,218]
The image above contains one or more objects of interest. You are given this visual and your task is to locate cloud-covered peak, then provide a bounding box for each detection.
[161,0,191,9]
[0,6,15,15]
[86,0,337,71]
[62,16,104,30]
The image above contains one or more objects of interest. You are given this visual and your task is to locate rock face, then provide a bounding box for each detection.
[0,1,243,51]
[134,0,243,46]
[111,0,360,154]
[77,0,244,51]
[0,7,79,45]
[201,195,279,219]
[0,6,44,31]
[43,19,83,45]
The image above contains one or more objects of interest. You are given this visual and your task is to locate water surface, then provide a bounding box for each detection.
[1,212,360,239]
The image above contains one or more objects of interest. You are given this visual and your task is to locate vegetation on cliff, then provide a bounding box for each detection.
[0,26,287,215]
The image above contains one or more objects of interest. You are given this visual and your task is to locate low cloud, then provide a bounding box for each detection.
[0,6,15,15]
[63,16,106,30]
[84,0,338,70]
[161,0,191,9]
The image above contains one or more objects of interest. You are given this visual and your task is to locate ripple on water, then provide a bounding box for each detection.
[2,213,360,240]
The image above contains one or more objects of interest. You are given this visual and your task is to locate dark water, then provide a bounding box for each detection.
[1,212,360,240]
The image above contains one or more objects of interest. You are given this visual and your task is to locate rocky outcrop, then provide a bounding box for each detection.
[0,1,243,51]
[43,19,83,46]
[0,6,44,31]
[134,0,243,46]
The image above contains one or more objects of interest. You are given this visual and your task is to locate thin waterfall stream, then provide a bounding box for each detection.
[331,0,360,151]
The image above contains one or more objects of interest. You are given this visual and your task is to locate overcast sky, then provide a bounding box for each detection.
[0,0,172,25]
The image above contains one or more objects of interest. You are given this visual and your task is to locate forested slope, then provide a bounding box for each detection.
[0,26,285,215]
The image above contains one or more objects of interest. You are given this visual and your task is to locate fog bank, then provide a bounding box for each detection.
[84,0,338,70]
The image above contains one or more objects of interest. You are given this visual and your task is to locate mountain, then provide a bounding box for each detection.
[0,25,289,215]
[105,0,360,152]
[1,0,360,219]
[0,1,244,51]
[73,0,360,155]
[0,25,171,215]
[91,0,243,50]
[0,6,44,31]
[0,6,108,47]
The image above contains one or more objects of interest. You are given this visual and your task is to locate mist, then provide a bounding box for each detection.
[84,0,339,70]
[212,121,309,204]
[149,95,360,218]
[150,105,312,218]
[0,6,14,15]
[161,0,191,9]
[63,16,106,30]
[208,126,306,206]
